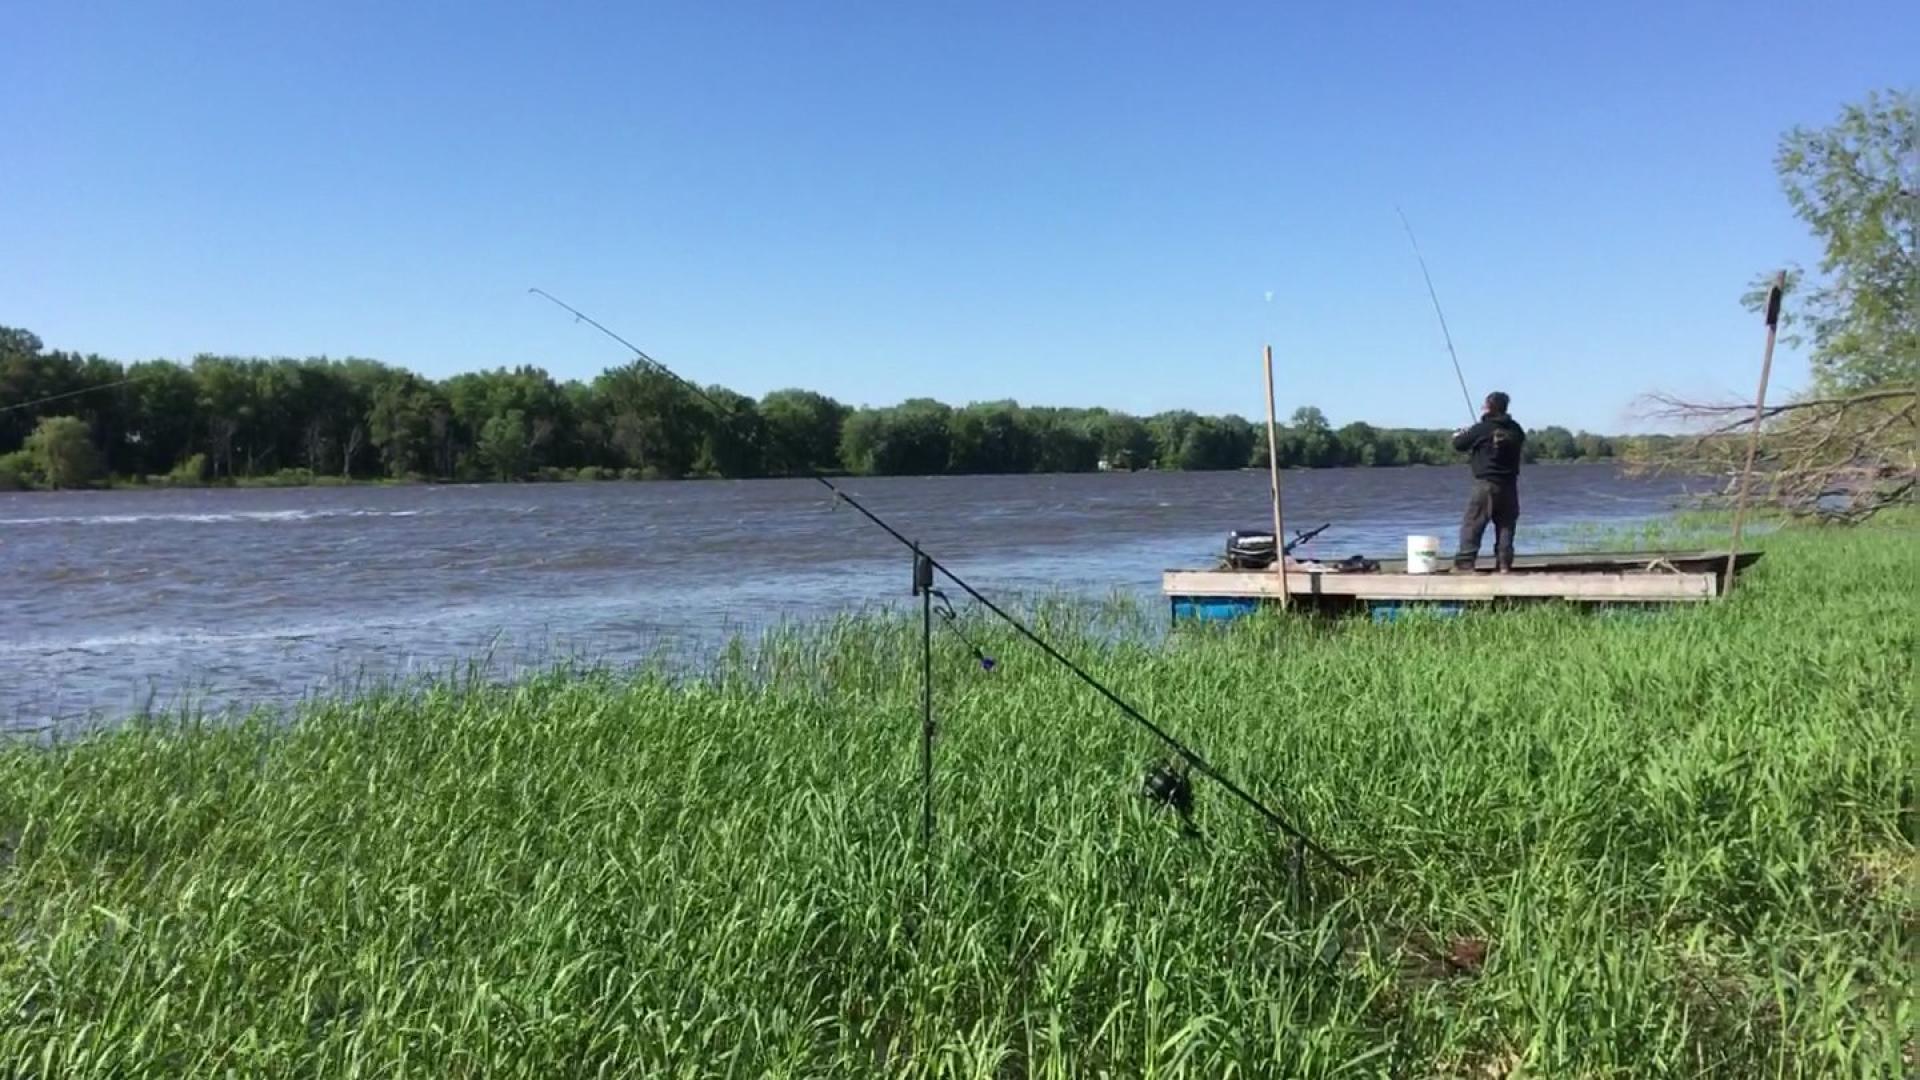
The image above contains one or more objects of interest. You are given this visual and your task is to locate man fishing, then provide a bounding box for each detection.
[1452,391,1526,572]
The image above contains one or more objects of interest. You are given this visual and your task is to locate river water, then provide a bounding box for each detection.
[1,464,1700,730]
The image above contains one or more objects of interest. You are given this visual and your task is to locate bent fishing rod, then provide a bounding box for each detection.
[1396,206,1479,424]
[529,287,1353,877]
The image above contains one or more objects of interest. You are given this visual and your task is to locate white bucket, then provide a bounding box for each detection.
[1406,535,1443,575]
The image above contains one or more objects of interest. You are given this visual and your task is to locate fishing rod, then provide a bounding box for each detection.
[1395,206,1479,424]
[1282,522,1331,557]
[528,287,1353,878]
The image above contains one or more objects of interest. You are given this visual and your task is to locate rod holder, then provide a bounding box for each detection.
[916,545,936,900]
[531,288,1357,884]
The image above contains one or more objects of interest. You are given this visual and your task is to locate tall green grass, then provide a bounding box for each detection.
[1,523,1913,1077]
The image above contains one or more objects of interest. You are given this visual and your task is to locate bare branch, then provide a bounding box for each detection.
[1632,382,1916,523]
[1642,387,1917,432]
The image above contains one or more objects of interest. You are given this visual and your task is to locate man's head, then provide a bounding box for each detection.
[1484,391,1510,416]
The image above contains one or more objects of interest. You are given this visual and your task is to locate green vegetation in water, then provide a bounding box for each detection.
[1,522,1913,1076]
[1541,509,1797,554]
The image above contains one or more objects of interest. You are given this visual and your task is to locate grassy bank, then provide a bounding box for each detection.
[2,524,1913,1076]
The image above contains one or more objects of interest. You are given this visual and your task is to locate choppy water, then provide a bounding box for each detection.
[1,464,1700,730]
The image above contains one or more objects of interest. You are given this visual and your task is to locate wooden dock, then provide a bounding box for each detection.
[1165,550,1760,617]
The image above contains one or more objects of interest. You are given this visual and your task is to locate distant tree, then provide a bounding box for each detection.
[1173,415,1255,470]
[1145,410,1199,468]
[1256,427,1303,468]
[1175,426,1213,470]
[25,415,101,488]
[948,400,1036,474]
[836,409,883,475]
[477,410,531,480]
[1531,425,1578,461]
[886,398,954,476]
[115,360,196,476]
[446,365,570,475]
[0,327,51,451]
[595,362,703,478]
[838,399,951,476]
[695,386,765,477]
[1217,415,1257,468]
[367,374,443,478]
[1336,421,1380,466]
[0,450,34,490]
[332,359,388,478]
[1088,411,1152,470]
[1028,408,1100,473]
[1289,406,1339,467]
[1369,435,1407,467]
[246,360,303,473]
[0,333,113,458]
[191,357,255,477]
[760,388,848,474]
[0,326,43,359]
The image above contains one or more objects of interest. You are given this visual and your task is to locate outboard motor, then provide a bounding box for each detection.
[1225,528,1278,569]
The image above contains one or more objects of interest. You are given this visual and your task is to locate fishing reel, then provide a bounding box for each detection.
[1141,758,1196,833]
[1143,756,1314,910]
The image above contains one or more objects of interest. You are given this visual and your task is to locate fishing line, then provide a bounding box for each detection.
[1395,206,1479,424]
[927,588,996,671]
[529,287,1353,877]
[0,375,144,414]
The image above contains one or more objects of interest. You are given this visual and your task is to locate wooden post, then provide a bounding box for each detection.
[1725,271,1786,595]
[1262,344,1289,609]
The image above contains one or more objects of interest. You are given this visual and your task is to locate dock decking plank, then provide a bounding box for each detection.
[1162,568,1718,603]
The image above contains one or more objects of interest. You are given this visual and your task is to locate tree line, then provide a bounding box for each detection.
[0,326,1626,490]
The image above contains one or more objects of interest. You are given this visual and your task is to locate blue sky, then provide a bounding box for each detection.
[3,2,1913,432]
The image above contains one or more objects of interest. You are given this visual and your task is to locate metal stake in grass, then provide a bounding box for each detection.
[1726,273,1786,596]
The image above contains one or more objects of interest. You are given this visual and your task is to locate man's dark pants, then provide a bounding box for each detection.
[1456,479,1518,570]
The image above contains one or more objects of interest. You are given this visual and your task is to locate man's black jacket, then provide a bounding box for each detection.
[1453,413,1526,481]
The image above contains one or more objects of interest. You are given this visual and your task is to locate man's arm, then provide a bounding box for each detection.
[1452,419,1489,452]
